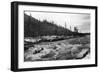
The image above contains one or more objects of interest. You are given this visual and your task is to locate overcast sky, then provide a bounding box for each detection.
[25,11,90,33]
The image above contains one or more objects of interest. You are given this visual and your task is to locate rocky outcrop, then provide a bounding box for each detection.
[24,42,90,61]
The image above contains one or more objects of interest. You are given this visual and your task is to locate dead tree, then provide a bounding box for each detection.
[64,22,67,29]
[70,26,71,31]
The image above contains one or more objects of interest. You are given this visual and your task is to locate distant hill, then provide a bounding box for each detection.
[24,13,73,37]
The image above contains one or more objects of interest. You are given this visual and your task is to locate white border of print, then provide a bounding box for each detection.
[18,5,95,68]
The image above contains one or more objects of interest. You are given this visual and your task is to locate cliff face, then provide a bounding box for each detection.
[24,14,73,37]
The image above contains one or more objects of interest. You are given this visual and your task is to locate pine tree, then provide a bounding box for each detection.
[27,13,32,36]
[74,26,78,33]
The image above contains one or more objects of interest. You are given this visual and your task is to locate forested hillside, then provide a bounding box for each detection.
[24,14,73,37]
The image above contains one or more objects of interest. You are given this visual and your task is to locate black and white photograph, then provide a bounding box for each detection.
[24,11,91,62]
[11,1,97,71]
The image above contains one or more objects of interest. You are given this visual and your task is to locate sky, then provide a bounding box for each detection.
[25,11,90,33]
